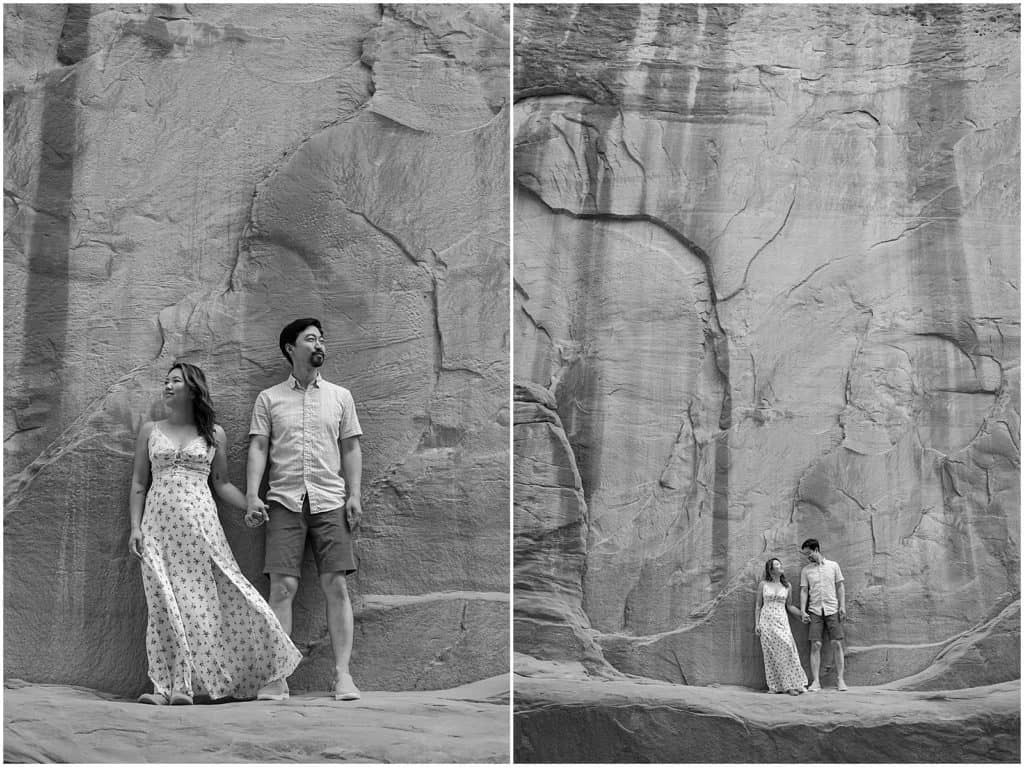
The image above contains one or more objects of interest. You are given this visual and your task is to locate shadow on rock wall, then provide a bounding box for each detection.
[4,3,509,696]
[513,3,1020,693]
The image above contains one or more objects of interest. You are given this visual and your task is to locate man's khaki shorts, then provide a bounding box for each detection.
[263,497,356,576]
[808,610,844,642]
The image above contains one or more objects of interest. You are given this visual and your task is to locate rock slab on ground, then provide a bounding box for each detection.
[5,675,510,763]
[514,671,1020,763]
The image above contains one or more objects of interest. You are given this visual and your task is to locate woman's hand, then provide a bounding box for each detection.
[129,529,144,559]
[754,625,761,636]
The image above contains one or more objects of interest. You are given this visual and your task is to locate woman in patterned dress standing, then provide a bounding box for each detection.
[754,557,808,695]
[128,363,301,704]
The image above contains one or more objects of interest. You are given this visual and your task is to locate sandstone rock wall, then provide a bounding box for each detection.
[514,4,1020,689]
[5,3,509,696]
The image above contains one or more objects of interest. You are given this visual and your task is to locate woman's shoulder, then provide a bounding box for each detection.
[212,423,227,441]
[138,419,159,436]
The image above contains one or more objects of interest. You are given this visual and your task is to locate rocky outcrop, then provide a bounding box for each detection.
[4,676,509,763]
[514,2,1020,694]
[4,3,509,696]
[514,671,1021,763]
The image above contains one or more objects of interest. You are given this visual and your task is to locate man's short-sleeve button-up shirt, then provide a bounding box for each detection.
[800,557,844,616]
[249,373,362,514]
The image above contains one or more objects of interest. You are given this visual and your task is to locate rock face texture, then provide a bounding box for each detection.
[5,3,509,697]
[514,1,1020,700]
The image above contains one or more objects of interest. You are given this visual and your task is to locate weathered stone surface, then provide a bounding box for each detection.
[4,675,509,763]
[513,0,1019,699]
[514,670,1021,763]
[5,3,509,697]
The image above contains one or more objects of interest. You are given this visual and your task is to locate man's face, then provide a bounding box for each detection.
[290,325,326,368]
[802,547,821,564]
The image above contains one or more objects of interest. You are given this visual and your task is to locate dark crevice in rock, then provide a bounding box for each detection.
[720,187,797,303]
[56,4,92,66]
[518,303,555,348]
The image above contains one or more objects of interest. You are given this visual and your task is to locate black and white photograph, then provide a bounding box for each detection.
[4,1,1022,765]
[512,3,1020,763]
[4,3,510,762]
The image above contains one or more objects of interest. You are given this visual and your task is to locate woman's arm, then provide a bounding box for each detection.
[754,581,763,633]
[209,425,248,511]
[128,421,154,558]
[785,583,802,617]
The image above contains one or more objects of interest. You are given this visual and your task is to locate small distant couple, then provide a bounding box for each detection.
[128,318,363,705]
[754,538,847,695]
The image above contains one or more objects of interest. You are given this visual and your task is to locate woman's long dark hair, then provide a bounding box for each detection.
[170,362,217,448]
[764,558,789,588]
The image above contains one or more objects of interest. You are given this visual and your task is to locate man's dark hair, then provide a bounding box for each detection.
[279,318,323,364]
[801,538,820,552]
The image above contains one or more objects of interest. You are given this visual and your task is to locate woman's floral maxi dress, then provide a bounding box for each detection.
[758,582,808,692]
[139,423,301,699]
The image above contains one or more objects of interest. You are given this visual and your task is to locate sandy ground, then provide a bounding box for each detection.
[514,672,1021,763]
[4,675,509,763]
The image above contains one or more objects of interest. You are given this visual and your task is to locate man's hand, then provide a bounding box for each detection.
[801,611,811,624]
[345,496,362,530]
[838,606,847,621]
[245,497,269,528]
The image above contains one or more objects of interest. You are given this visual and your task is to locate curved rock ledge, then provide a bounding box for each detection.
[5,676,510,763]
[514,672,1020,763]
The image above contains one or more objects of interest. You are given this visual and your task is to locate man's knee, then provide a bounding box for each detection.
[811,640,823,651]
[320,571,350,601]
[269,575,299,604]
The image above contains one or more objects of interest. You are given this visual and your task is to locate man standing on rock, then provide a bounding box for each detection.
[245,318,364,702]
[799,538,847,692]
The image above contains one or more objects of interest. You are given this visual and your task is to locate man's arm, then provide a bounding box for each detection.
[799,568,811,622]
[245,434,270,526]
[341,435,362,529]
[836,579,846,620]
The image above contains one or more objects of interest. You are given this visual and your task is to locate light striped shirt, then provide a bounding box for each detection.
[800,557,844,616]
[249,373,362,514]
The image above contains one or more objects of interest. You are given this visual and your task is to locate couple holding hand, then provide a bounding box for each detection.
[128,318,362,705]
[754,539,847,695]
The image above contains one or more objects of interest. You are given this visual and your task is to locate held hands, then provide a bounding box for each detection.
[244,497,270,528]
[800,611,811,624]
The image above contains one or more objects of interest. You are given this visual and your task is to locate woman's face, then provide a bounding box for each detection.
[163,368,192,406]
[770,559,784,577]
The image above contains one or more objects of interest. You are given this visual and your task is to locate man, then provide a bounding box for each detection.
[799,538,847,692]
[245,318,364,702]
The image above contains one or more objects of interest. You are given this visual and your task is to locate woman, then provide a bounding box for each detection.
[754,557,807,695]
[129,362,301,704]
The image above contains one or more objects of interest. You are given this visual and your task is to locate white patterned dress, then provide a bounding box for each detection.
[758,582,808,692]
[139,423,302,699]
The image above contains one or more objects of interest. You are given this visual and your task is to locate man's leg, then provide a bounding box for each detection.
[258,503,305,701]
[309,504,359,699]
[268,573,300,634]
[320,571,359,699]
[833,639,847,690]
[808,640,822,691]
[255,573,301,699]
